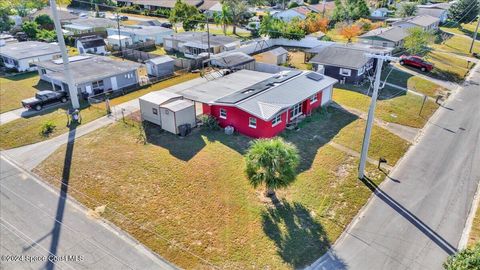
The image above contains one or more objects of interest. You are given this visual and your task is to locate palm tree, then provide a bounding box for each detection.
[213,5,232,35]
[245,138,299,198]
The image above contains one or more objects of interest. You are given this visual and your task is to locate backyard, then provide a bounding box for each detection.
[0,73,50,113]
[34,107,409,269]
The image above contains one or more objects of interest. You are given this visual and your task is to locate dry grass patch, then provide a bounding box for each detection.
[288,50,312,70]
[35,109,389,269]
[469,201,480,247]
[0,73,50,113]
[426,51,474,82]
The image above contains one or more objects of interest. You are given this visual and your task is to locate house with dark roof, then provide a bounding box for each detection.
[308,45,376,84]
[163,32,240,59]
[76,35,107,55]
[210,52,255,71]
[358,26,409,48]
[392,15,440,31]
[162,69,337,138]
[0,41,61,72]
[36,55,146,97]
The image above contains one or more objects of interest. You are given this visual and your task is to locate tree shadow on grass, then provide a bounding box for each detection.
[261,199,342,268]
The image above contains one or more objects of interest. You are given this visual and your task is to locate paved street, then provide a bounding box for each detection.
[310,64,480,269]
[0,155,177,270]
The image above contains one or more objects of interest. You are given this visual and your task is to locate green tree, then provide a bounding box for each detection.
[283,17,306,40]
[449,0,479,23]
[22,21,39,39]
[169,0,203,32]
[213,4,233,35]
[444,242,480,270]
[222,0,249,35]
[35,14,54,30]
[332,0,348,22]
[0,7,14,32]
[36,29,57,42]
[397,2,417,17]
[404,27,433,55]
[245,137,299,197]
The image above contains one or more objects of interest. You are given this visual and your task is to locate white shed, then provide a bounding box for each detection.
[254,47,288,65]
[139,91,182,125]
[107,35,133,48]
[159,100,196,135]
[145,56,175,78]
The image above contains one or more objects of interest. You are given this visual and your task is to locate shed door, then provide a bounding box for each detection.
[110,76,118,90]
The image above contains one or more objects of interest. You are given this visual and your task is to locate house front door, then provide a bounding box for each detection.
[110,76,118,90]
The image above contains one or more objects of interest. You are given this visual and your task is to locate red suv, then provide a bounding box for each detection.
[399,55,434,72]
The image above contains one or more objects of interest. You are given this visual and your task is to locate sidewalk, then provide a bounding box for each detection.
[2,98,140,170]
[393,64,460,91]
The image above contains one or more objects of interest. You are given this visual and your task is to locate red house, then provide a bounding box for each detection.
[165,69,337,138]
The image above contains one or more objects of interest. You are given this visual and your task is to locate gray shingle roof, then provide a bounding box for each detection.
[36,55,141,85]
[69,18,116,28]
[395,15,440,27]
[417,8,447,18]
[0,41,60,60]
[359,26,409,42]
[308,46,370,69]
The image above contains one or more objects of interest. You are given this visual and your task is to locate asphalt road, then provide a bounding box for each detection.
[0,154,177,270]
[310,64,480,270]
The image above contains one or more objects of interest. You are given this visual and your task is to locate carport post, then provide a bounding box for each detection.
[50,0,80,109]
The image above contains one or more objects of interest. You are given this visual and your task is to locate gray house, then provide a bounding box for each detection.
[36,55,145,98]
[308,46,374,84]
[145,56,175,78]
[0,41,61,72]
[392,15,440,31]
[358,26,409,48]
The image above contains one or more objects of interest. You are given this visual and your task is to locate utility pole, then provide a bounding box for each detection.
[358,54,399,179]
[206,15,211,59]
[469,15,479,54]
[50,0,80,109]
[116,9,124,60]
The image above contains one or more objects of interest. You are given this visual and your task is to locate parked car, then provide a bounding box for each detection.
[160,22,172,28]
[109,14,128,21]
[79,12,88,18]
[97,12,106,18]
[399,55,434,72]
[21,90,69,111]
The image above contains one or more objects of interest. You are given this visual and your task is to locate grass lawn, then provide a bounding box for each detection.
[34,106,409,269]
[440,20,480,40]
[425,51,474,82]
[469,201,480,247]
[431,34,480,56]
[0,73,50,113]
[333,87,439,128]
[107,72,200,106]
[287,51,312,70]
[121,20,139,26]
[325,30,356,43]
[382,68,448,97]
[0,103,106,150]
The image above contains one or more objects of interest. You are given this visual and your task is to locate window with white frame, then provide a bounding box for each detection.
[310,94,318,104]
[289,103,302,119]
[249,117,257,128]
[272,114,282,126]
[219,108,227,119]
[339,68,351,76]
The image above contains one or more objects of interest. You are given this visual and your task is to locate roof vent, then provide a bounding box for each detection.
[306,72,323,81]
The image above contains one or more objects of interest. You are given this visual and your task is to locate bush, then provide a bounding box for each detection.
[444,243,480,270]
[40,121,56,137]
[200,115,220,130]
[288,2,300,8]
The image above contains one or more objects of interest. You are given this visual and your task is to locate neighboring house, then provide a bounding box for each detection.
[358,26,409,48]
[107,35,133,48]
[308,45,375,84]
[164,69,337,138]
[106,25,174,45]
[371,8,389,18]
[64,18,116,34]
[0,34,18,47]
[76,35,107,55]
[307,2,336,15]
[0,41,61,72]
[417,7,448,23]
[30,7,78,24]
[140,91,196,135]
[145,56,175,78]
[210,51,255,70]
[36,55,146,97]
[163,32,240,59]
[392,15,440,31]
[272,6,313,22]
[200,1,222,16]
[254,47,288,65]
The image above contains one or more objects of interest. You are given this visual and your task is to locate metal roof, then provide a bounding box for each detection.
[146,55,175,65]
[308,46,371,69]
[210,52,254,68]
[140,91,181,105]
[36,55,141,85]
[110,25,173,36]
[165,32,239,47]
[0,41,60,60]
[394,15,440,27]
[359,26,409,42]
[263,47,288,56]
[160,99,194,111]
[69,18,116,28]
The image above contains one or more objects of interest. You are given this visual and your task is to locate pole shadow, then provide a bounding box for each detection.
[45,123,77,270]
[360,176,457,255]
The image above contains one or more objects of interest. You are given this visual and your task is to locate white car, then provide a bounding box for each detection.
[79,13,88,18]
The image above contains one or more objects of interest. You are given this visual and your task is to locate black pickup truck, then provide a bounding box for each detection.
[21,90,69,111]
